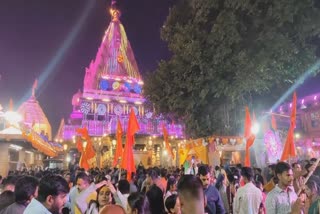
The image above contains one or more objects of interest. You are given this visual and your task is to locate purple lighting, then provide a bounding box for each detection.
[301,99,304,104]
[314,95,317,101]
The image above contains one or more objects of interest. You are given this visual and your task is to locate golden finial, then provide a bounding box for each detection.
[109,0,121,21]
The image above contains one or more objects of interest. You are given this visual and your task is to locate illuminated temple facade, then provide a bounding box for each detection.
[56,3,184,166]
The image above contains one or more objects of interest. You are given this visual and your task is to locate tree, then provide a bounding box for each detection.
[144,0,320,138]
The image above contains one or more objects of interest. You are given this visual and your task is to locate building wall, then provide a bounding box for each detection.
[0,142,9,177]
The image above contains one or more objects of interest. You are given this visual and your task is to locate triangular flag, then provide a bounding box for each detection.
[121,108,140,181]
[113,119,123,167]
[281,92,297,161]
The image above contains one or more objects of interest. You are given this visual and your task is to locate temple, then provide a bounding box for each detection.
[56,2,184,167]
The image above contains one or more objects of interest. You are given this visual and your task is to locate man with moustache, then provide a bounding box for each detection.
[24,175,69,214]
[266,162,304,214]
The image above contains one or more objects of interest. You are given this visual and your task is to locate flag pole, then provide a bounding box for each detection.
[297,157,320,195]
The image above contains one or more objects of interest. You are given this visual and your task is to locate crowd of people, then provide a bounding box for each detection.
[0,158,319,214]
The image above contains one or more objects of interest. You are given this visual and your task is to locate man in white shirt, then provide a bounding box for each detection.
[265,162,303,214]
[233,167,262,214]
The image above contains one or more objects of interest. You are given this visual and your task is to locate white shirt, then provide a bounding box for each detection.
[265,185,298,214]
[233,182,262,214]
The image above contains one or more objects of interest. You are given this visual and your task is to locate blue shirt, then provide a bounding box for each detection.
[23,198,52,214]
[204,184,225,214]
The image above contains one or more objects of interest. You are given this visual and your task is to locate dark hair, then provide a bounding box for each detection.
[275,162,292,178]
[118,179,130,194]
[147,169,158,181]
[292,162,300,168]
[305,163,313,172]
[2,175,18,188]
[166,176,177,192]
[146,185,165,214]
[310,158,317,162]
[177,175,203,200]
[128,192,150,214]
[153,167,161,176]
[76,172,91,184]
[165,194,178,214]
[160,168,167,178]
[198,165,210,176]
[241,167,254,181]
[37,175,69,202]
[15,176,39,205]
[0,190,15,210]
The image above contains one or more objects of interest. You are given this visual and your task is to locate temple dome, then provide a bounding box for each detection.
[17,96,52,140]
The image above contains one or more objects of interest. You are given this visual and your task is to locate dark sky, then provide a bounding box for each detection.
[0,0,319,135]
[0,0,175,133]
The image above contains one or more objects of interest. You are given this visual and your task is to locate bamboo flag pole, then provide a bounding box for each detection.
[297,157,320,195]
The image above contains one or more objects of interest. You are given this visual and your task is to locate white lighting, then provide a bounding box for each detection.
[112,139,117,146]
[314,96,318,101]
[308,148,312,153]
[138,81,144,85]
[134,101,143,105]
[66,156,71,162]
[102,99,110,102]
[119,100,127,103]
[86,97,93,100]
[251,123,260,135]
[25,150,33,154]
[4,111,22,124]
[9,144,22,151]
[295,133,301,139]
[163,150,168,155]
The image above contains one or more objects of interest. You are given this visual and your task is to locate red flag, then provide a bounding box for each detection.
[244,135,255,167]
[244,107,255,167]
[113,119,123,167]
[163,125,174,159]
[271,115,277,130]
[76,127,96,169]
[244,107,252,138]
[281,92,297,161]
[121,108,140,181]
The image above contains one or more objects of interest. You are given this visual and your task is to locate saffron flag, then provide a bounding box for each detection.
[281,92,297,161]
[113,119,123,167]
[244,107,252,139]
[244,107,255,167]
[163,125,174,159]
[121,108,140,181]
[76,127,96,170]
[271,115,277,130]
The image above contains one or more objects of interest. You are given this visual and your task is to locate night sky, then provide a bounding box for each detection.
[0,0,319,134]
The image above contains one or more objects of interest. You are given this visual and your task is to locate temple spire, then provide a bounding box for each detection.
[110,0,121,21]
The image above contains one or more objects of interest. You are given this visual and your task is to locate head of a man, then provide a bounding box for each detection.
[178,175,204,214]
[146,169,158,185]
[292,162,302,178]
[76,172,91,192]
[198,165,211,189]
[37,175,69,214]
[240,167,254,184]
[118,179,130,195]
[15,176,39,206]
[2,175,18,192]
[275,162,294,188]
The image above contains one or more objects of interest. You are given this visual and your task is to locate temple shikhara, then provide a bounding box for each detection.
[55,2,184,167]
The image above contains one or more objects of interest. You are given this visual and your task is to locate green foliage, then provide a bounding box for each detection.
[144,0,320,137]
